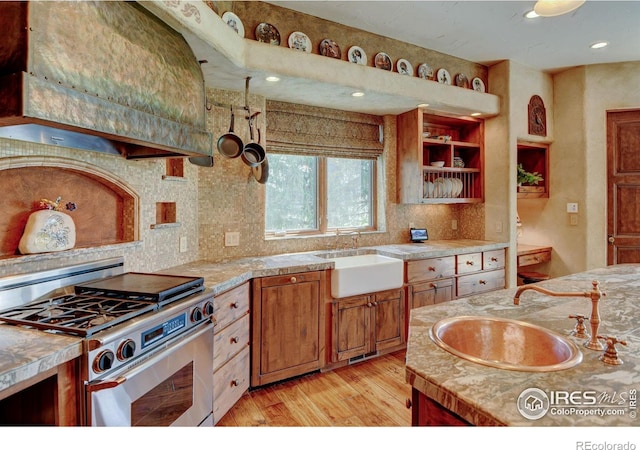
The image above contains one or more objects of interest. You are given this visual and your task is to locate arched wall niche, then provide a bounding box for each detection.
[0,157,139,257]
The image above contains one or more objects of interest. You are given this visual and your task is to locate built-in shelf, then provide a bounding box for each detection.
[517,142,549,199]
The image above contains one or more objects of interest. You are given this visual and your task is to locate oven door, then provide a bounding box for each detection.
[87,322,213,427]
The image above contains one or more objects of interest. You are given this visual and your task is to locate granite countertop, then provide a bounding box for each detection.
[406,263,640,426]
[0,239,506,397]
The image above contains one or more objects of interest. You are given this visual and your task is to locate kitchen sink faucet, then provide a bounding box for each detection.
[513,280,605,351]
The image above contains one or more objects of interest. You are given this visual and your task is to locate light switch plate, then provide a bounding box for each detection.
[567,203,579,213]
[224,231,240,246]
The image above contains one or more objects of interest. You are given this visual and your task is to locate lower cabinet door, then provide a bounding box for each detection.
[332,295,372,361]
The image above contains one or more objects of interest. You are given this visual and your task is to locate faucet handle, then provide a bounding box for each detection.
[596,335,627,365]
[568,314,589,339]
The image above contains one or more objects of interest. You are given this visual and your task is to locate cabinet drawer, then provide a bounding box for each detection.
[410,278,454,309]
[456,253,482,275]
[483,249,505,270]
[518,250,551,267]
[213,346,250,425]
[259,271,321,288]
[457,269,505,298]
[406,256,455,283]
[213,282,250,331]
[213,314,249,371]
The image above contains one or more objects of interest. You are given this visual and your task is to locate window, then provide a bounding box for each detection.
[265,154,376,235]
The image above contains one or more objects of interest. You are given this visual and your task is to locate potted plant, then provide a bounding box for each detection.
[517,163,544,190]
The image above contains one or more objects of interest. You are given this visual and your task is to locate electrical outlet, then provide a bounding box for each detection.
[567,203,579,213]
[224,231,240,247]
[570,215,578,226]
[409,222,415,229]
[179,236,188,253]
[451,219,458,231]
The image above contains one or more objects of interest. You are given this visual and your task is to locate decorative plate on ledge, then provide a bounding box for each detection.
[417,63,434,80]
[222,12,244,38]
[255,23,280,45]
[472,77,486,93]
[348,46,367,65]
[396,59,413,76]
[288,31,311,52]
[319,38,341,59]
[455,73,469,88]
[437,68,451,85]
[374,52,392,71]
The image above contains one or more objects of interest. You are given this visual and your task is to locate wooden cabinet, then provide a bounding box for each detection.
[397,108,484,204]
[517,245,551,268]
[331,288,405,362]
[212,282,250,425]
[410,388,470,426]
[0,358,81,425]
[455,249,505,298]
[517,141,549,198]
[251,271,325,387]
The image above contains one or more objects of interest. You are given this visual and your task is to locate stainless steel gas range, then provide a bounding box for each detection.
[0,257,214,427]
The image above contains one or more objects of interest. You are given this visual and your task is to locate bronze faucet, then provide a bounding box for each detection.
[513,280,605,351]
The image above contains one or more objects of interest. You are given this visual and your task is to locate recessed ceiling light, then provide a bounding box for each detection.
[266,76,280,82]
[471,112,482,117]
[351,91,365,97]
[524,10,539,19]
[590,41,608,49]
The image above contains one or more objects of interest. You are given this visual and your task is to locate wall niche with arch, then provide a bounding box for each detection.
[0,161,138,258]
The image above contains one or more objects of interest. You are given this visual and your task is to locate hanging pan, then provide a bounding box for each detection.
[241,111,266,168]
[216,105,244,158]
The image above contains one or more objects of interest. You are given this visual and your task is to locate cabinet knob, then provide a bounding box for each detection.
[608,235,615,244]
[231,379,240,387]
[428,266,436,272]
[491,257,498,262]
[290,276,297,283]
[230,301,239,309]
[231,336,239,344]
[466,260,474,265]
[479,279,487,285]
[367,302,373,307]
[405,398,412,409]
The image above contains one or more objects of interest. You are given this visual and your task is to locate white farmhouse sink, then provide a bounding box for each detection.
[327,254,404,298]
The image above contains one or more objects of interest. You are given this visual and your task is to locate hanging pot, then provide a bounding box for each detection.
[216,106,244,158]
[241,112,266,168]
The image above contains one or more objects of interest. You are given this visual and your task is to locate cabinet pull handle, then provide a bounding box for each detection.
[466,260,474,265]
[428,266,436,272]
[230,301,239,309]
[405,398,412,409]
[367,302,373,307]
[290,276,297,283]
[231,336,239,344]
[231,379,240,387]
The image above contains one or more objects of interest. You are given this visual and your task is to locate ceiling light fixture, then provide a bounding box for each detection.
[533,0,585,17]
[265,76,280,82]
[590,41,608,49]
[524,10,540,19]
[351,91,365,97]
[417,103,430,108]
[471,112,482,117]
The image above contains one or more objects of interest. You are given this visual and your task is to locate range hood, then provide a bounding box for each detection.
[0,1,213,160]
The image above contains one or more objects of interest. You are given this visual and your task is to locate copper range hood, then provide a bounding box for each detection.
[0,1,213,160]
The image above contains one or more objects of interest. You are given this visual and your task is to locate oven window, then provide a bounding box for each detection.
[131,362,194,426]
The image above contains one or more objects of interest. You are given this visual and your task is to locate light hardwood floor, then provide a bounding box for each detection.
[216,350,412,427]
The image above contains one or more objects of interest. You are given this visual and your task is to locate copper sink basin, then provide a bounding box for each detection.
[429,316,583,372]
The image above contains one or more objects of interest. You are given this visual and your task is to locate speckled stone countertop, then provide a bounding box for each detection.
[406,263,640,426]
[0,239,506,397]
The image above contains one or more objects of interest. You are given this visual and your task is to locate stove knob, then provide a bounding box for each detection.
[203,302,214,316]
[93,350,115,373]
[191,307,203,322]
[117,339,136,361]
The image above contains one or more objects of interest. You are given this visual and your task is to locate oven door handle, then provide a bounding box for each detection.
[86,376,127,393]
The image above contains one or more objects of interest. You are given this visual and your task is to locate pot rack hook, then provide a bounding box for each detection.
[244,76,251,113]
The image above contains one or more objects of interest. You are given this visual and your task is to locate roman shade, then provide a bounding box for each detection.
[266,101,384,159]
